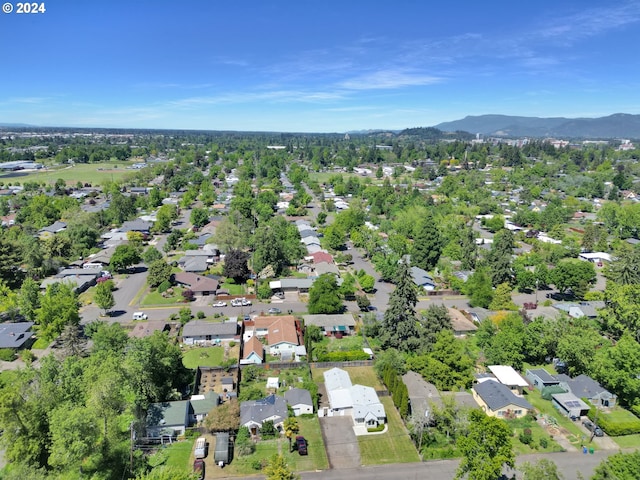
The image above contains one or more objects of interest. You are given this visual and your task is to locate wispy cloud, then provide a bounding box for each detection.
[166,88,347,108]
[338,69,442,91]
[134,82,215,89]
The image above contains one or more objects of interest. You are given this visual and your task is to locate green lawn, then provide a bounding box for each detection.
[358,397,420,465]
[0,160,139,185]
[326,335,364,352]
[211,437,280,477]
[141,287,187,306]
[614,434,640,449]
[312,366,384,390]
[163,437,195,471]
[219,281,245,295]
[282,416,329,472]
[182,347,225,369]
[31,337,49,349]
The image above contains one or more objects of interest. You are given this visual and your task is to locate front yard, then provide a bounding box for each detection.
[141,287,187,306]
[505,415,564,455]
[358,396,420,465]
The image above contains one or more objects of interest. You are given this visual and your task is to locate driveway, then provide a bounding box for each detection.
[319,416,361,469]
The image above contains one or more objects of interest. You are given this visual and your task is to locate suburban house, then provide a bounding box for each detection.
[0,322,34,350]
[448,308,478,336]
[302,313,356,337]
[146,400,191,438]
[269,278,315,294]
[310,261,340,277]
[38,221,67,238]
[322,367,386,427]
[487,365,530,394]
[410,266,436,291]
[305,251,334,264]
[402,371,477,417]
[472,380,533,419]
[119,218,153,234]
[553,301,605,319]
[40,267,103,293]
[129,320,172,339]
[240,394,289,435]
[249,315,300,358]
[182,320,238,346]
[556,374,617,408]
[579,252,612,264]
[240,335,265,365]
[284,388,314,416]
[525,368,561,391]
[551,392,590,419]
[172,272,218,297]
[190,391,220,423]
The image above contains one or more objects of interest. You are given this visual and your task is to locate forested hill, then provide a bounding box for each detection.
[434,113,640,139]
[397,127,474,141]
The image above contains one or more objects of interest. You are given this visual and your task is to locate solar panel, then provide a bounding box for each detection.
[565,401,582,408]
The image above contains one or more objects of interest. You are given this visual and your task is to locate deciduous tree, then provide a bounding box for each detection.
[223,249,251,283]
[94,280,115,315]
[308,274,343,314]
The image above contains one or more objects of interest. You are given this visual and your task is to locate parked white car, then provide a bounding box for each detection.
[132,311,148,320]
[212,301,227,307]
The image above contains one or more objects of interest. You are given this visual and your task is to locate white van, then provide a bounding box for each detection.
[132,312,148,320]
[194,437,207,459]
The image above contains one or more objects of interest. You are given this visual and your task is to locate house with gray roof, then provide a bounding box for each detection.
[525,368,560,391]
[173,272,218,296]
[552,392,590,419]
[553,301,605,319]
[182,320,238,346]
[240,394,288,435]
[556,374,616,408]
[38,221,67,237]
[410,266,436,291]
[302,313,356,336]
[0,322,34,349]
[472,380,533,419]
[284,388,313,416]
[119,218,153,233]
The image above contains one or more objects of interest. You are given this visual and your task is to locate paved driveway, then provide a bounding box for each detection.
[320,416,361,469]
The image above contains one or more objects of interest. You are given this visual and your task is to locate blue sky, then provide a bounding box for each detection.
[2,0,640,132]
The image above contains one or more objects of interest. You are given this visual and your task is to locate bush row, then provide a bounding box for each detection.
[315,350,370,362]
[588,407,640,436]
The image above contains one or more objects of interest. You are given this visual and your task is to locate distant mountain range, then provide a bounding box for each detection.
[433,113,640,139]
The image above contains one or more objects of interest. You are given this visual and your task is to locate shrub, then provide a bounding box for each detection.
[315,350,370,362]
[539,437,548,448]
[251,459,263,471]
[182,289,194,302]
[0,349,15,361]
[229,341,237,348]
[157,280,171,293]
[519,430,533,445]
[196,311,206,319]
[587,407,640,436]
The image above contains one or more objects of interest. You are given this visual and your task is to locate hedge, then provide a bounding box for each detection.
[587,406,640,436]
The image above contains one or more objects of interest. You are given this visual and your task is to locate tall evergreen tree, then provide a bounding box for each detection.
[380,261,421,352]
[460,224,478,270]
[412,215,443,271]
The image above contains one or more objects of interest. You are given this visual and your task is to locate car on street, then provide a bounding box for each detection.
[230,299,243,307]
[132,311,148,320]
[582,419,604,437]
[241,298,252,306]
[296,435,308,455]
[193,459,205,479]
[268,307,282,315]
[212,301,227,307]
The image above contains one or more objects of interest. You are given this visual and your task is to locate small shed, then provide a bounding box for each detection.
[552,392,590,419]
[214,432,232,466]
[266,377,280,390]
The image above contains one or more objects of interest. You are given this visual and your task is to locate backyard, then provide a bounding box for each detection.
[182,347,225,369]
[240,365,313,396]
[208,416,328,477]
[311,366,384,390]
[357,396,420,465]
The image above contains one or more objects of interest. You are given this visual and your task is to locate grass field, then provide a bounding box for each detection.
[219,280,245,295]
[312,366,384,390]
[358,396,420,465]
[614,434,640,448]
[182,347,225,369]
[163,437,195,471]
[0,160,139,185]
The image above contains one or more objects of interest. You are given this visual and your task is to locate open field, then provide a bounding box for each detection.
[182,347,225,369]
[358,396,420,465]
[312,366,384,390]
[0,160,139,185]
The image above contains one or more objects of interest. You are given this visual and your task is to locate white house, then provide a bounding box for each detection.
[284,388,313,416]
